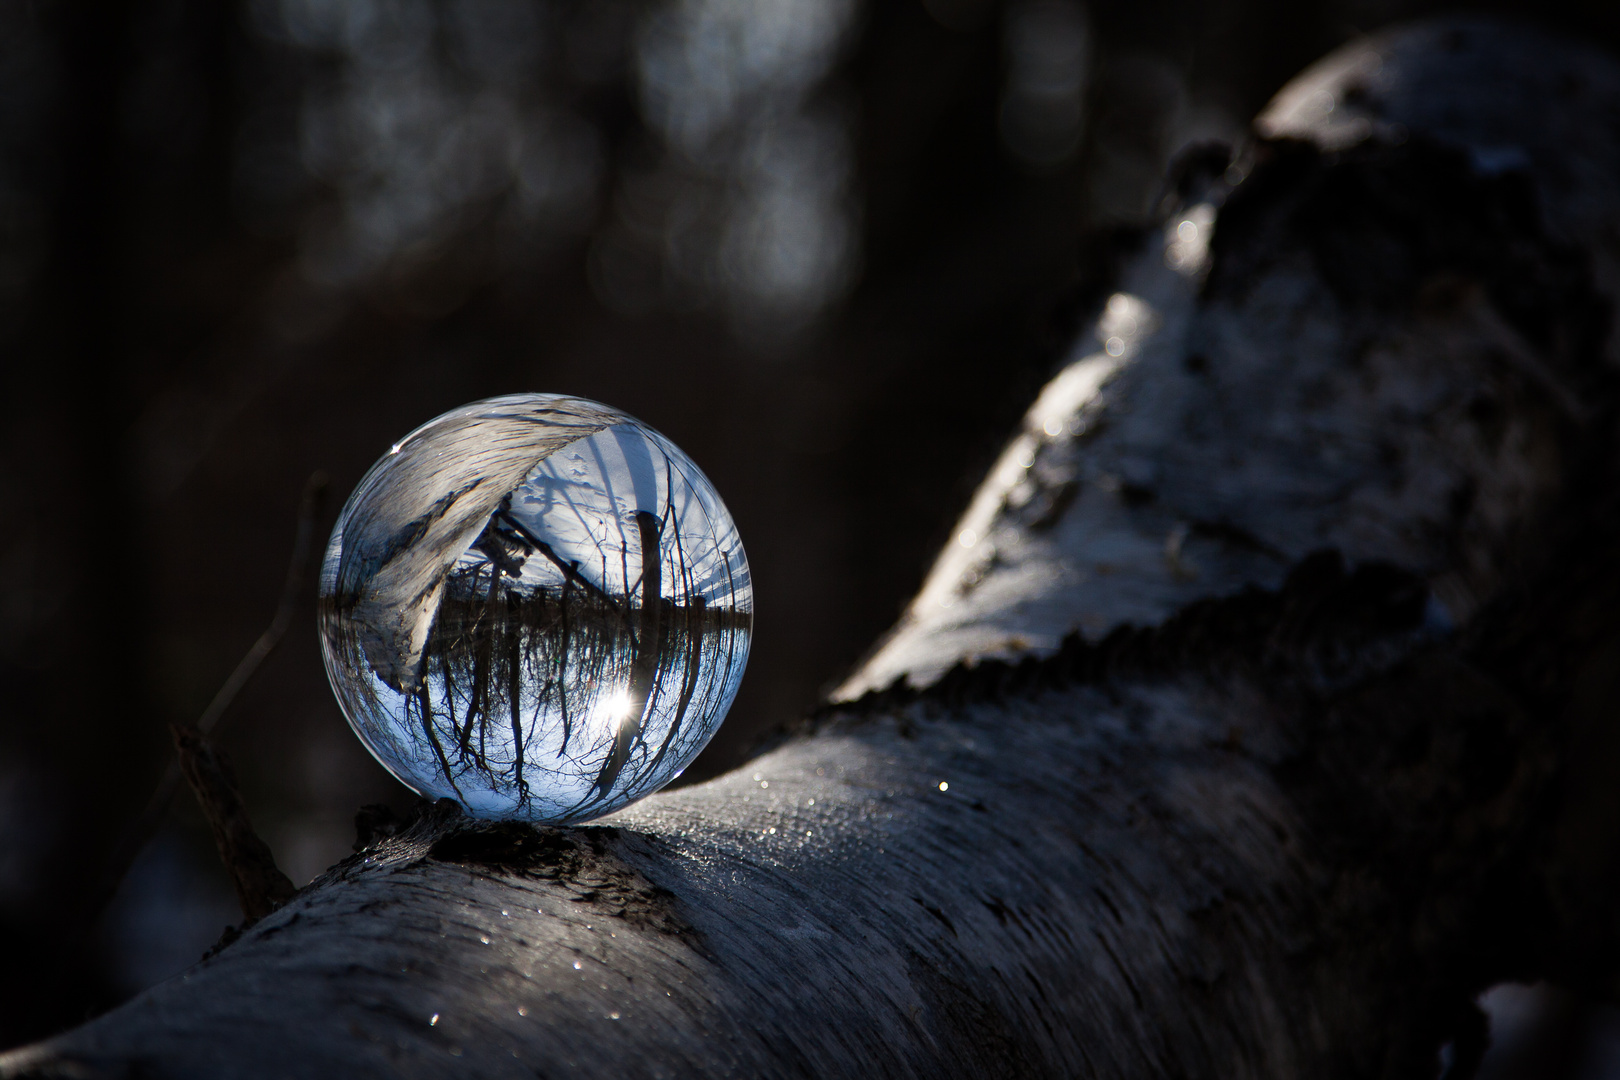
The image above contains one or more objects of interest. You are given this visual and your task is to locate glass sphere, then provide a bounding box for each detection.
[318,394,752,824]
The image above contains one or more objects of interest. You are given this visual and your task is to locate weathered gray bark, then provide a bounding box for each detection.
[8,17,1620,1079]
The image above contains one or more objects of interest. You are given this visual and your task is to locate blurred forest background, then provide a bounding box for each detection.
[5,0,1620,1068]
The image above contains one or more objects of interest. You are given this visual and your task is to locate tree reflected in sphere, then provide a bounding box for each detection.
[319,394,752,823]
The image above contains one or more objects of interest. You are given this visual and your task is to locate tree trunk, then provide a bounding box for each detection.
[8,17,1620,1079]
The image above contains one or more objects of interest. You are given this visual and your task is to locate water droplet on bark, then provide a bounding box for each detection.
[319,393,752,824]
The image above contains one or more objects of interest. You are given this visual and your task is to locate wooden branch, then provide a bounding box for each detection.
[168,723,297,924]
[90,473,326,927]
[7,17,1620,1079]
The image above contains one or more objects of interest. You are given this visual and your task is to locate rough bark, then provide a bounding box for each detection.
[8,17,1620,1079]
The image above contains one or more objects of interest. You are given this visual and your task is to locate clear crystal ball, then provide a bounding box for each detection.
[318,394,752,824]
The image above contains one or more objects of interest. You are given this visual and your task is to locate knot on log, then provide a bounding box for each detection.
[429,824,695,940]
[342,803,696,941]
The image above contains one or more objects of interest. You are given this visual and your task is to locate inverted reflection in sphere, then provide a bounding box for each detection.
[319,394,752,824]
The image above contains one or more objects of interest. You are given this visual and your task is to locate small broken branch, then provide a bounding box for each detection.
[168,723,296,923]
[93,472,326,922]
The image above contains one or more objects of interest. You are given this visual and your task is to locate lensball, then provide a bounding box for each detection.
[318,394,752,824]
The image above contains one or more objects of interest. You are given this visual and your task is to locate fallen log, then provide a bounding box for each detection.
[7,17,1620,1079]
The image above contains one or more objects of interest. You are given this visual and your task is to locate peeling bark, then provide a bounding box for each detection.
[8,18,1620,1079]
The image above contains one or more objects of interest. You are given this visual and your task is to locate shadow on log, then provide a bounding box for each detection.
[7,16,1620,1079]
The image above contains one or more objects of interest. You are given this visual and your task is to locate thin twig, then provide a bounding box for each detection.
[90,471,328,922]
[205,471,332,735]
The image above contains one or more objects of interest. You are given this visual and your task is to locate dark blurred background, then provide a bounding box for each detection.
[4,0,1620,1066]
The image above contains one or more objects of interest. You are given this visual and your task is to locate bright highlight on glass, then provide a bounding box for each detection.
[319,393,752,824]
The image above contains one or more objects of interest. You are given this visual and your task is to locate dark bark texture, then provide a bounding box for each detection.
[8,17,1620,1079]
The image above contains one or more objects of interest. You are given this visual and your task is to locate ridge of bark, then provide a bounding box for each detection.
[809,549,1437,729]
